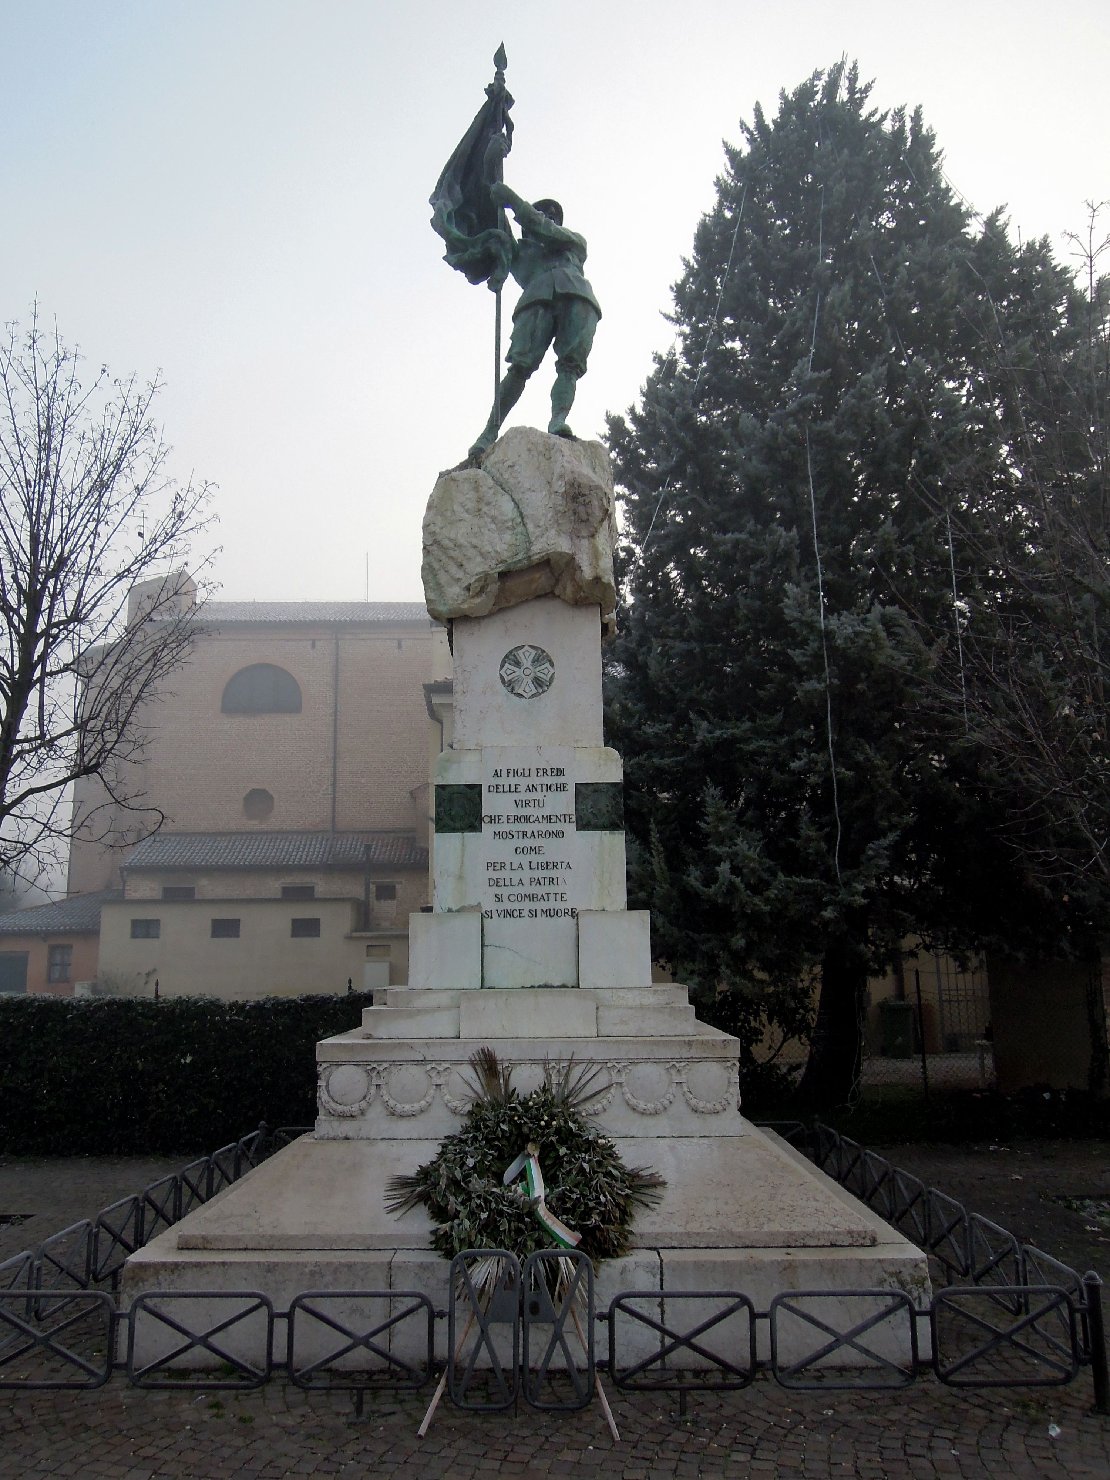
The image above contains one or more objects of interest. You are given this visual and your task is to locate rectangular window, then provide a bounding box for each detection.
[0,952,29,994]
[210,918,241,939]
[47,944,73,983]
[290,917,321,938]
[162,885,196,901]
[130,919,161,940]
[374,882,397,902]
[281,884,316,900]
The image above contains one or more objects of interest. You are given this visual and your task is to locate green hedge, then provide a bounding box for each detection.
[0,992,373,1155]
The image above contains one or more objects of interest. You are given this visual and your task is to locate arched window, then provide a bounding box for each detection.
[221,664,302,715]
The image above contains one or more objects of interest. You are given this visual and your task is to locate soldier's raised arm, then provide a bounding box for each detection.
[491,183,584,249]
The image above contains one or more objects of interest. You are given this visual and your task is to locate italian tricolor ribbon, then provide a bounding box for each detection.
[502,1143,581,1249]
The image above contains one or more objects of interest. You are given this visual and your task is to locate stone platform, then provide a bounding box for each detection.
[121,961,933,1368]
[122,1127,928,1368]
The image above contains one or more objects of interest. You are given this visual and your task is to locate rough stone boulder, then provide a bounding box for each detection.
[421,428,617,634]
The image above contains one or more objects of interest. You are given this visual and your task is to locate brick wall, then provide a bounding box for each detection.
[68,615,436,893]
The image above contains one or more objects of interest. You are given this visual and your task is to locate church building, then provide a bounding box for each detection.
[2,578,448,999]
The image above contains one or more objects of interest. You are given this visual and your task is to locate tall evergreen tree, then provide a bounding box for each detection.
[606,63,1102,1105]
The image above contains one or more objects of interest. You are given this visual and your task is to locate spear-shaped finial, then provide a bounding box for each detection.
[486,43,508,103]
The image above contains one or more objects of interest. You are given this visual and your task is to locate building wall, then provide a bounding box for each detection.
[334,632,439,836]
[68,617,434,895]
[988,955,1110,1094]
[746,945,993,1070]
[97,896,394,999]
[120,866,425,929]
[123,869,361,902]
[0,934,100,997]
[149,631,337,836]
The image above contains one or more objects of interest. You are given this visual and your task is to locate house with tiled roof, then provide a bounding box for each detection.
[0,890,120,995]
[57,580,450,1000]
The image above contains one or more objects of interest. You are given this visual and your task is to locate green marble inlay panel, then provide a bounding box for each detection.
[435,783,483,834]
[575,781,625,831]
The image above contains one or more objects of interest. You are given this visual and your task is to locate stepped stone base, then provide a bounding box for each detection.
[122,1129,929,1370]
[316,983,750,1140]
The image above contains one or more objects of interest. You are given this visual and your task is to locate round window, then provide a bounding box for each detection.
[243,788,275,821]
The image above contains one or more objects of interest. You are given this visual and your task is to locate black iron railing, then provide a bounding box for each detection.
[0,1121,1105,1416]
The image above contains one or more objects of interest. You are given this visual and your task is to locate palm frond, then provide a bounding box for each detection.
[542,1054,610,1109]
[384,1172,425,1217]
[464,1046,515,1104]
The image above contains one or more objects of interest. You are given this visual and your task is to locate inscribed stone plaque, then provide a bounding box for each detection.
[480,745,583,986]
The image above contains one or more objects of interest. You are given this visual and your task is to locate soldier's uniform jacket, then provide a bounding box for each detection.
[509,207,602,320]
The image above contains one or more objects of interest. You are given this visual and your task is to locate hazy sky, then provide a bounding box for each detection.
[4,1,1107,604]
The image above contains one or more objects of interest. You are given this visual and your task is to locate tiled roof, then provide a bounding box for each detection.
[122,832,428,872]
[0,889,121,936]
[201,602,430,626]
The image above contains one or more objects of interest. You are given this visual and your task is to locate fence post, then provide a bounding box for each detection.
[1084,1271,1109,1415]
[913,967,930,1103]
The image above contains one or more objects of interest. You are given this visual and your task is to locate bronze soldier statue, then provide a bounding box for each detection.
[468,184,601,456]
[430,48,601,461]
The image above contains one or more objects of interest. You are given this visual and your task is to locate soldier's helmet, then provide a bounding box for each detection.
[531,199,564,226]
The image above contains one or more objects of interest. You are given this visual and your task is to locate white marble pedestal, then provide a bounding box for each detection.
[122,432,929,1370]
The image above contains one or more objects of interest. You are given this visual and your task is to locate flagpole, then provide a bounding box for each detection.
[491,43,508,440]
[494,287,502,433]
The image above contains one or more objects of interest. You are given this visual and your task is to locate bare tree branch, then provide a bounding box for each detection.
[0,309,216,883]
[932,205,1109,902]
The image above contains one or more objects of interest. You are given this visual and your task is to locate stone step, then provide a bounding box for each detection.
[596,1001,699,1035]
[359,1004,462,1039]
[369,983,695,1011]
[358,986,706,1041]
[369,987,463,1011]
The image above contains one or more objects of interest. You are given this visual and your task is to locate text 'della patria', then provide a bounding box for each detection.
[481,762,577,920]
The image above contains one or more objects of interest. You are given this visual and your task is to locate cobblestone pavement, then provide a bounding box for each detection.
[1,1375,1107,1479]
[2,1155,1109,1477]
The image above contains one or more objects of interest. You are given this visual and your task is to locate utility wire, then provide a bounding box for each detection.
[805,425,843,885]
[946,509,970,731]
[802,181,845,887]
[638,182,749,557]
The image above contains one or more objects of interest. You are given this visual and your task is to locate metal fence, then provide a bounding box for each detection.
[0,1122,1105,1416]
[756,956,999,1096]
[1,1123,299,1303]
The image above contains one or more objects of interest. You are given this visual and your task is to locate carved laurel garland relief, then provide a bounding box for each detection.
[318,1058,735,1120]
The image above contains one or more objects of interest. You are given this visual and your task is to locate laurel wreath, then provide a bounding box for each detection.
[385,1048,664,1264]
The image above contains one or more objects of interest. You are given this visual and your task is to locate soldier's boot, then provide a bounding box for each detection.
[469,366,530,458]
[548,371,579,439]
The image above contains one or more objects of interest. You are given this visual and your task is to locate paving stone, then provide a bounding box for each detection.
[3,1162,1110,1478]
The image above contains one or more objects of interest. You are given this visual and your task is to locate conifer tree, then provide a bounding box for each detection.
[606,63,1103,1105]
